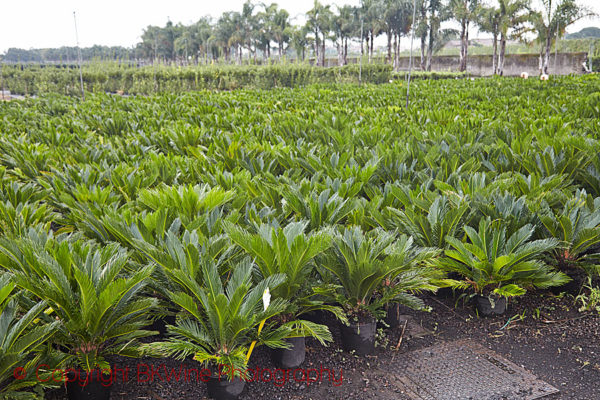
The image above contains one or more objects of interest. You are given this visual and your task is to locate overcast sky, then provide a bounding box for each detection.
[1,0,598,53]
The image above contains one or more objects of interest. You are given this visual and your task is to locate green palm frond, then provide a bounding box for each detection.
[147,257,290,373]
[440,217,565,296]
[1,238,157,372]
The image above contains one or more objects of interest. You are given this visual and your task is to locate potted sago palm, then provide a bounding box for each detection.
[225,221,340,368]
[3,238,158,400]
[439,218,568,316]
[0,273,62,399]
[145,257,295,400]
[322,227,437,355]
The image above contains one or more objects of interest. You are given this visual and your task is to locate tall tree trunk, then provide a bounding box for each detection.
[393,33,398,71]
[314,28,320,66]
[420,2,427,71]
[337,41,343,66]
[369,33,374,63]
[543,32,552,75]
[459,21,469,72]
[459,21,468,72]
[498,33,506,76]
[426,23,434,72]
[420,32,427,71]
[321,35,326,66]
[344,38,348,65]
[492,33,498,75]
[387,30,392,64]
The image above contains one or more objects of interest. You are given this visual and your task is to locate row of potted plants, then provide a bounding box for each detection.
[1,212,579,400]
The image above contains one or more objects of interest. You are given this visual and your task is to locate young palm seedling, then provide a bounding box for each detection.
[539,192,600,286]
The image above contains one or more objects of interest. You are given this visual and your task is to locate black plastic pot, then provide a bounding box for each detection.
[65,370,112,400]
[383,303,401,329]
[339,318,376,355]
[148,314,177,337]
[475,295,507,316]
[550,269,585,295]
[206,374,246,400]
[303,310,327,324]
[435,272,460,299]
[271,337,306,368]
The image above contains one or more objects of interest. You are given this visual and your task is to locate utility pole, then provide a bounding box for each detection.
[73,11,85,101]
[406,0,417,108]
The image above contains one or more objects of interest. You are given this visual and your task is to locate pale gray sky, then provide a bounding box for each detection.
[0,0,598,53]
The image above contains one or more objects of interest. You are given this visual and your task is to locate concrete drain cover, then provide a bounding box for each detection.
[392,340,559,400]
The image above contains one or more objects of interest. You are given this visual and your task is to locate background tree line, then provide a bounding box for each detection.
[1,0,596,75]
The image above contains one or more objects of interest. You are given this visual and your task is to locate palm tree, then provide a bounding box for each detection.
[387,194,470,248]
[322,227,437,321]
[332,5,356,66]
[440,218,567,298]
[269,5,291,58]
[306,0,333,66]
[224,220,339,340]
[539,191,600,278]
[362,0,386,63]
[384,0,413,70]
[419,0,455,71]
[477,5,501,74]
[497,0,531,76]
[194,17,214,64]
[289,25,310,61]
[531,0,593,75]
[450,0,482,72]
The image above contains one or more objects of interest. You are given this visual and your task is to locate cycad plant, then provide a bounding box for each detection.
[388,195,470,248]
[146,257,293,377]
[440,218,568,300]
[0,273,61,399]
[280,186,356,230]
[1,239,157,373]
[323,226,438,321]
[539,193,600,278]
[224,221,336,343]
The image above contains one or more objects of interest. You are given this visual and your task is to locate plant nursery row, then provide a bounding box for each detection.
[0,75,599,399]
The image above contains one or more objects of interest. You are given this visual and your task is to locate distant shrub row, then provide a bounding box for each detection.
[0,63,469,95]
[0,64,388,95]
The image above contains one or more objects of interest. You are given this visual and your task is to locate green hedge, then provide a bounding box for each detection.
[0,63,394,95]
[391,71,470,80]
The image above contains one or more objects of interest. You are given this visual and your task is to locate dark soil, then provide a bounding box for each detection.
[46,290,600,399]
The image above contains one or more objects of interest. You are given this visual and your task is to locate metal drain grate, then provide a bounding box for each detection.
[391,340,559,400]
